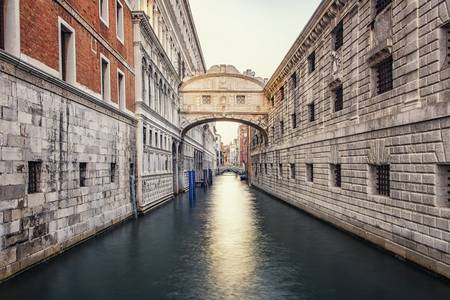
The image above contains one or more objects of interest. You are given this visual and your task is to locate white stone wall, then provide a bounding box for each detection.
[254,0,450,278]
[0,56,136,280]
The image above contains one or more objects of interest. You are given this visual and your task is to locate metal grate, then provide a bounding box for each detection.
[334,21,344,50]
[309,103,315,122]
[202,95,211,104]
[334,164,342,187]
[375,0,391,15]
[28,161,41,194]
[376,165,390,196]
[80,163,87,187]
[236,95,245,104]
[335,85,343,112]
[110,163,116,183]
[308,52,316,73]
[376,56,393,94]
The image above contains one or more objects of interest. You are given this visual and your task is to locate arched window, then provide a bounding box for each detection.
[141,58,147,103]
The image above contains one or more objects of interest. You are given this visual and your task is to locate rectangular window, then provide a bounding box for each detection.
[110,163,116,183]
[160,135,163,149]
[292,113,297,129]
[60,21,75,83]
[143,126,147,145]
[117,70,125,110]
[290,163,296,179]
[306,164,314,182]
[202,95,211,104]
[308,102,315,122]
[330,164,342,187]
[280,121,284,135]
[155,132,158,147]
[236,95,245,104]
[436,165,450,207]
[291,72,297,88]
[334,85,343,112]
[116,0,124,42]
[308,51,316,73]
[99,0,109,26]
[375,0,391,15]
[334,21,344,51]
[149,129,153,146]
[0,0,4,50]
[101,56,111,101]
[270,96,274,107]
[376,164,390,196]
[28,161,41,194]
[265,163,267,174]
[280,86,285,100]
[279,163,283,178]
[375,56,393,94]
[79,163,87,187]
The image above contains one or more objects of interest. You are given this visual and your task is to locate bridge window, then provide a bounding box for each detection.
[28,161,42,194]
[333,20,344,51]
[334,85,343,112]
[308,102,315,122]
[306,164,314,182]
[202,95,211,104]
[375,56,393,94]
[330,164,342,187]
[290,163,296,179]
[236,95,245,104]
[308,51,316,73]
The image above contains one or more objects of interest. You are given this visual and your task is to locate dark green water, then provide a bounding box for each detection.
[0,174,449,299]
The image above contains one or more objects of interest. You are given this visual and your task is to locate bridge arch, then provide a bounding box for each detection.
[179,64,269,141]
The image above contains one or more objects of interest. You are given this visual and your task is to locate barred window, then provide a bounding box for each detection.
[376,165,390,196]
[334,21,344,50]
[80,162,87,187]
[306,164,314,182]
[202,95,211,104]
[28,161,41,194]
[290,163,296,179]
[292,113,297,129]
[110,163,116,183]
[375,0,391,15]
[308,102,315,122]
[334,85,343,112]
[331,164,342,187]
[308,51,316,73]
[291,72,297,88]
[375,56,393,94]
[236,95,245,104]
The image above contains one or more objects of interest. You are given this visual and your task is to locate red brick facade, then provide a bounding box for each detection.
[20,0,135,111]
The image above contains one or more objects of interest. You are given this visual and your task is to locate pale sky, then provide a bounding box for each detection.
[189,0,322,144]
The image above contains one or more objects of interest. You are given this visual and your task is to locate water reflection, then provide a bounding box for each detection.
[206,175,258,297]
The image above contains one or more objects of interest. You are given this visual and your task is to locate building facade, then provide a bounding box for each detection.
[251,0,450,278]
[0,0,137,280]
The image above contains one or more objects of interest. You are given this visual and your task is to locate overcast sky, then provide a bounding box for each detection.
[189,0,322,144]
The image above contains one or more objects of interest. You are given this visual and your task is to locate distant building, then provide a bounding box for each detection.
[238,125,249,169]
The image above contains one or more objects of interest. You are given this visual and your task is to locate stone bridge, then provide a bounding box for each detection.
[179,65,269,141]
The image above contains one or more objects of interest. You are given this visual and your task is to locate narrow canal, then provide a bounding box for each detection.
[1,174,449,299]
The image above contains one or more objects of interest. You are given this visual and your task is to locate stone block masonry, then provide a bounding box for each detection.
[253,0,450,279]
[0,53,136,281]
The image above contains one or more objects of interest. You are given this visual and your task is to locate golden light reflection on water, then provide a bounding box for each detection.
[206,174,259,295]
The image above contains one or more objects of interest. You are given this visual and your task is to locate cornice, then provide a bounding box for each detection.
[265,0,350,96]
[181,72,266,89]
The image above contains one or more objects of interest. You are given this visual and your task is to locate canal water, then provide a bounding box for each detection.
[1,174,449,299]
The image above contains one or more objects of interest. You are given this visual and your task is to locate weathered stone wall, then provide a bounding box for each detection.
[0,55,136,281]
[254,0,450,278]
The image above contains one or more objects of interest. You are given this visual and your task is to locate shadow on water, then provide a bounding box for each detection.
[0,173,449,299]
